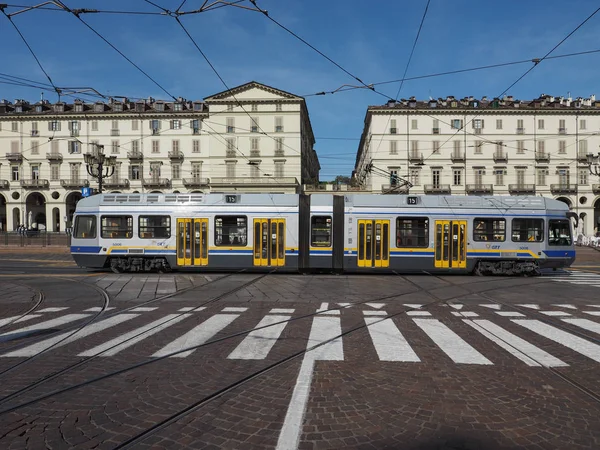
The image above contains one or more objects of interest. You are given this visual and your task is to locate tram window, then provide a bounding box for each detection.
[311,216,332,247]
[139,216,171,239]
[548,220,572,246]
[396,217,429,247]
[215,216,247,246]
[74,215,96,239]
[101,216,133,239]
[511,218,544,242]
[473,218,505,242]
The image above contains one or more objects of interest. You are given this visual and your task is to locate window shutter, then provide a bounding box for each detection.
[68,122,72,131]
[481,120,484,129]
[460,120,464,129]
[149,120,153,129]
[48,122,52,131]
[170,120,174,129]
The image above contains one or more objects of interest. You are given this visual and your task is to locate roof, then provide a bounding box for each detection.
[204,81,303,102]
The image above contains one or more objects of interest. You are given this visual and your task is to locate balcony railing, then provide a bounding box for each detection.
[127,151,144,160]
[516,127,525,134]
[577,152,589,162]
[558,127,567,135]
[493,152,508,163]
[182,178,210,187]
[473,128,482,135]
[424,184,451,194]
[110,129,119,136]
[381,184,410,193]
[210,177,298,187]
[466,184,493,194]
[432,127,440,134]
[250,150,260,157]
[226,150,237,158]
[168,150,184,160]
[509,184,535,194]
[5,153,23,162]
[20,178,49,189]
[142,178,170,188]
[550,184,577,194]
[0,180,9,189]
[450,152,465,163]
[103,179,130,188]
[60,179,90,189]
[70,130,80,137]
[31,130,39,137]
[409,153,423,164]
[46,152,63,162]
[593,184,600,194]
[274,149,285,157]
[535,152,550,163]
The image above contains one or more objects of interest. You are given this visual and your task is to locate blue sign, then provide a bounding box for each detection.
[81,187,92,197]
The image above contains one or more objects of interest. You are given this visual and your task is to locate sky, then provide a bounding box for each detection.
[2,0,600,180]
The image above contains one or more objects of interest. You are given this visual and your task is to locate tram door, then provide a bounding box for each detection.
[176,218,209,267]
[253,219,286,267]
[434,220,467,269]
[357,220,390,268]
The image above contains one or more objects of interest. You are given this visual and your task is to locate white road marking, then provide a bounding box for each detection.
[552,304,577,310]
[464,319,567,367]
[452,312,478,317]
[130,307,158,312]
[222,307,247,312]
[365,303,385,309]
[363,311,388,316]
[337,302,351,308]
[80,314,191,357]
[495,312,525,317]
[517,304,539,310]
[152,314,239,358]
[587,305,600,309]
[84,307,116,312]
[365,317,420,362]
[449,304,463,310]
[513,319,600,363]
[276,316,342,450]
[316,303,339,315]
[561,318,600,335]
[413,319,492,365]
[403,304,423,309]
[228,315,291,360]
[540,311,571,317]
[584,311,600,316]
[177,307,206,312]
[38,307,69,313]
[14,314,42,323]
[0,314,91,339]
[0,314,40,328]
[479,304,501,310]
[270,308,295,314]
[406,311,431,316]
[2,314,140,357]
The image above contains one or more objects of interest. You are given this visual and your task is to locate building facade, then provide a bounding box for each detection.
[354,94,600,235]
[0,81,320,232]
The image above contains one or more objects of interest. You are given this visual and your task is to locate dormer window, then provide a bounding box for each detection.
[113,103,123,112]
[15,105,23,113]
[193,102,203,111]
[54,104,64,112]
[155,103,164,112]
[451,101,457,108]
[136,102,145,112]
[174,103,182,112]
[94,103,104,112]
[74,104,83,112]
[35,105,43,113]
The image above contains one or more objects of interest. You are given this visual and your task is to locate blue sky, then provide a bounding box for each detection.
[2,0,600,180]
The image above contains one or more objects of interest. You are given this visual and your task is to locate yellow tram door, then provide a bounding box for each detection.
[434,220,467,269]
[176,218,209,267]
[357,219,390,268]
[253,219,286,267]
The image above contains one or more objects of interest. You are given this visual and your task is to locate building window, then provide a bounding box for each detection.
[453,140,461,157]
[475,141,483,154]
[311,216,332,247]
[152,140,159,153]
[451,119,463,129]
[517,140,524,154]
[473,218,505,242]
[91,121,98,131]
[31,121,38,134]
[70,163,80,180]
[226,104,233,112]
[101,216,133,239]
[494,169,505,186]
[473,169,484,185]
[390,119,397,134]
[150,162,161,178]
[31,164,40,180]
[155,103,164,112]
[150,119,161,133]
[31,141,39,155]
[275,104,282,112]
[538,119,544,130]
[410,140,419,157]
[409,168,420,185]
[537,140,545,154]
[411,119,418,130]
[473,119,483,130]
[251,104,258,112]
[580,119,586,130]
[171,120,181,130]
[579,169,588,185]
[389,168,400,186]
[453,169,462,186]
[251,137,260,154]
[11,165,19,181]
[49,120,61,131]
[172,140,180,152]
[132,120,139,131]
[215,216,247,246]
[191,119,200,134]
[516,168,526,185]
[557,168,570,185]
[251,117,259,133]
[226,117,235,133]
[559,140,566,154]
[396,217,429,247]
[275,161,284,177]
[275,138,284,155]
[11,122,18,132]
[250,161,260,178]
[69,141,81,154]
[174,103,182,112]
[559,119,566,133]
[192,140,200,153]
[516,119,524,132]
[172,163,181,180]
[536,168,547,186]
[111,120,119,131]
[139,216,171,239]
[74,104,83,112]
[226,138,235,157]
[226,161,236,178]
[10,141,19,153]
[191,162,202,179]
[512,219,543,242]
[130,165,141,180]
[432,141,440,154]
[132,140,139,153]
[389,141,397,155]
[275,117,284,132]
[496,119,502,130]
[111,140,119,154]
[578,140,588,157]
[432,169,441,187]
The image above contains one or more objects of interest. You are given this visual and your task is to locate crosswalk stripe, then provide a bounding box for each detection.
[37,307,69,313]
[2,314,140,357]
[464,320,567,367]
[365,317,420,362]
[316,303,339,316]
[228,315,291,360]
[561,318,600,335]
[0,314,40,328]
[79,314,191,357]
[552,304,577,309]
[307,316,343,360]
[84,307,116,312]
[152,314,239,358]
[413,319,492,365]
[452,312,478,317]
[540,311,571,316]
[14,314,42,324]
[363,311,387,316]
[365,303,385,309]
[407,311,431,316]
[131,307,158,312]
[479,304,501,310]
[0,314,91,341]
[496,312,525,317]
[222,307,247,313]
[270,308,295,314]
[584,311,600,316]
[517,304,539,310]
[513,320,600,363]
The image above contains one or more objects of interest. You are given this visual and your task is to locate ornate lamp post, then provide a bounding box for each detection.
[587,152,600,177]
[84,144,117,194]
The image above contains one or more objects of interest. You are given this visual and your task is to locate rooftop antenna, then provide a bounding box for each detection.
[40,92,44,102]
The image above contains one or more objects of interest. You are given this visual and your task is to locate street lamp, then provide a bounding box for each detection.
[586,152,600,177]
[84,144,117,194]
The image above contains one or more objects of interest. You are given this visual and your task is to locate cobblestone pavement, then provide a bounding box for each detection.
[0,252,598,448]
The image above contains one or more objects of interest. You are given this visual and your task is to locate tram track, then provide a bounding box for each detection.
[0,284,45,334]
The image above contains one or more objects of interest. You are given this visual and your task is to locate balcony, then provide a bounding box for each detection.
[381,184,410,193]
[31,130,39,137]
[450,152,465,163]
[226,150,237,158]
[142,178,170,188]
[466,184,493,194]
[127,151,144,161]
[409,153,424,164]
[250,150,260,157]
[577,152,589,163]
[61,179,90,189]
[0,180,9,189]
[183,178,210,188]
[473,128,482,135]
[5,153,23,163]
[493,152,508,163]
[70,130,80,137]
[151,128,160,135]
[535,152,550,163]
[550,184,577,194]
[210,177,299,188]
[516,127,525,135]
[168,150,184,160]
[509,184,536,194]
[192,128,200,135]
[593,184,600,194]
[110,129,119,136]
[103,178,130,189]
[432,128,440,134]
[274,149,285,157]
[558,127,567,135]
[46,152,63,162]
[21,178,49,189]
[424,184,451,194]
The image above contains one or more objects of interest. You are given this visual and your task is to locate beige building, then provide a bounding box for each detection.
[0,81,320,232]
[354,94,600,235]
